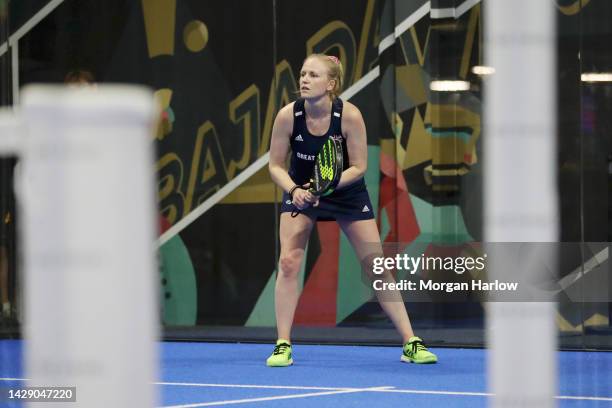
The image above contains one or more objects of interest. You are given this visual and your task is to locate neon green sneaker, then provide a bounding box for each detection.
[266,339,293,367]
[401,336,438,364]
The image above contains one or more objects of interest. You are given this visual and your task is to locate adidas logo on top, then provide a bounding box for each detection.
[362,205,370,212]
[295,134,304,141]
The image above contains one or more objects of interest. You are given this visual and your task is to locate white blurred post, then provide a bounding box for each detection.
[0,110,21,155]
[20,85,159,407]
[485,1,558,407]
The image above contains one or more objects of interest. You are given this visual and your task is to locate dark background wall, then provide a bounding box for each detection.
[1,0,611,348]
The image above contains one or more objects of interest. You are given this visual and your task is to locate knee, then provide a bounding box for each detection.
[279,252,302,279]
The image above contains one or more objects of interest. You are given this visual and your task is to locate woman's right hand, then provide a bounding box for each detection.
[292,185,316,210]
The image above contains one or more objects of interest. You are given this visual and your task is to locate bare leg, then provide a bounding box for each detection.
[275,213,315,341]
[338,218,415,343]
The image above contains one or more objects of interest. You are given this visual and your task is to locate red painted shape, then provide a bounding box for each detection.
[378,175,396,212]
[159,215,172,235]
[294,222,340,326]
[379,150,409,192]
[377,151,420,245]
[394,184,420,243]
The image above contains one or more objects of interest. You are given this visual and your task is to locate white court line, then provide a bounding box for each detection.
[155,382,612,404]
[0,0,67,57]
[372,388,491,397]
[160,386,393,408]
[155,382,351,391]
[155,382,612,403]
[370,388,612,402]
[557,395,612,401]
[2,378,612,402]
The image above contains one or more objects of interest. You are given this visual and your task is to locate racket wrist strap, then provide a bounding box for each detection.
[289,184,300,198]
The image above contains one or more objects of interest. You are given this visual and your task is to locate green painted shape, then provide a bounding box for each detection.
[160,235,197,325]
[426,128,472,144]
[246,244,308,327]
[336,233,373,324]
[395,238,432,281]
[410,193,433,236]
[244,269,277,327]
[336,146,381,323]
[398,197,476,303]
[379,208,390,244]
[167,106,175,123]
[409,194,474,244]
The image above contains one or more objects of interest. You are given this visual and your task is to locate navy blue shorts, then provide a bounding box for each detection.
[280,180,375,221]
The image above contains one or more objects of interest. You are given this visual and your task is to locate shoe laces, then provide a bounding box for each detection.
[273,343,291,355]
[408,340,428,355]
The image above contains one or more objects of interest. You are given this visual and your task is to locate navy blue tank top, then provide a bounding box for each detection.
[288,98,358,189]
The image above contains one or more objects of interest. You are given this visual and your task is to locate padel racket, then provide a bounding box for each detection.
[291,137,343,218]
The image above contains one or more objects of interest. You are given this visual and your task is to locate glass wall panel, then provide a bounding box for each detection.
[0,0,610,352]
[0,0,17,336]
[557,0,612,350]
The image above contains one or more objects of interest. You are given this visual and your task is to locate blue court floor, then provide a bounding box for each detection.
[1,340,611,407]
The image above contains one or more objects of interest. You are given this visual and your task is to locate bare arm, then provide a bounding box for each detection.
[268,104,296,193]
[336,102,367,189]
[268,103,315,209]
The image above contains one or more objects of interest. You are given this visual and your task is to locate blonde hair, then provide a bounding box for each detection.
[306,54,344,99]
